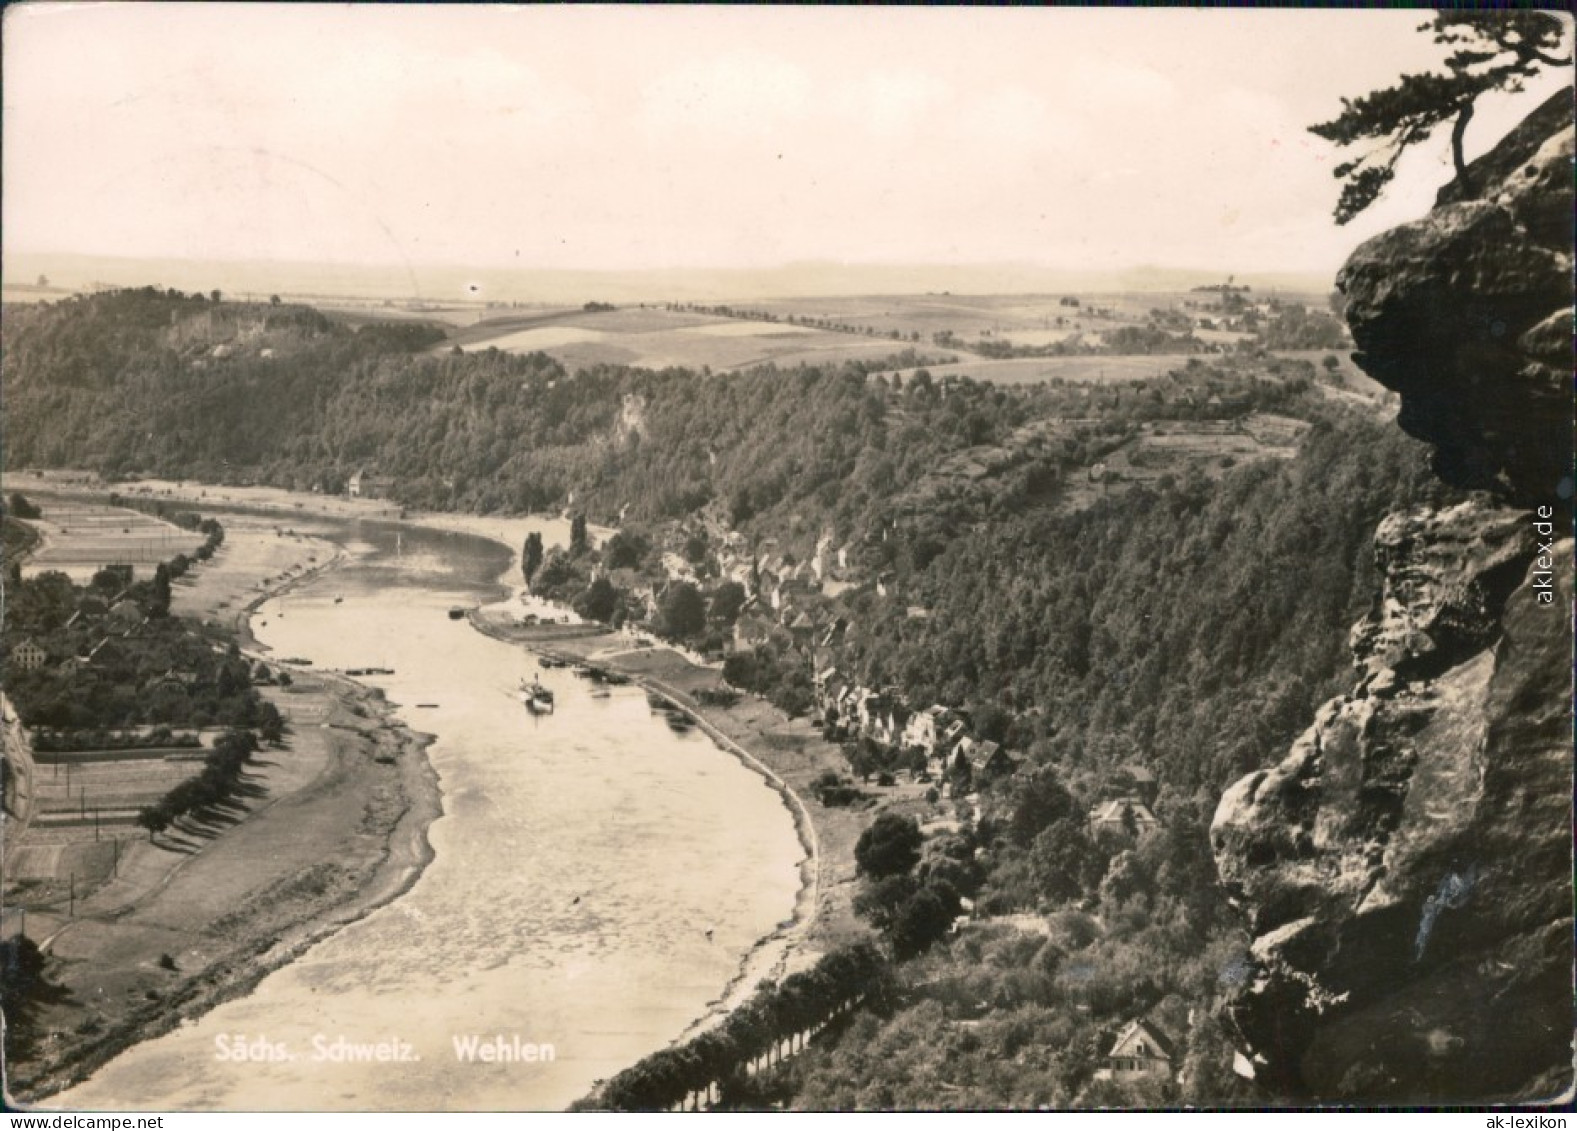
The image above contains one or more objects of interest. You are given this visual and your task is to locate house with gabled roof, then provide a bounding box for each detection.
[1088,796,1161,835]
[348,468,397,500]
[787,610,816,643]
[1095,1019,1176,1082]
[1118,764,1160,806]
[968,740,1016,780]
[903,704,951,754]
[8,638,47,673]
[938,717,969,757]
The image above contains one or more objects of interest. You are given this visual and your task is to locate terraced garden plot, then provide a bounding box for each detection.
[4,837,121,885]
[33,753,208,819]
[23,501,208,582]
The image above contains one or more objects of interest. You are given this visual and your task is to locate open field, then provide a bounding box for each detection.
[727,292,1134,349]
[7,754,211,889]
[898,354,1202,385]
[454,305,916,372]
[30,753,208,822]
[317,301,489,329]
[742,289,1327,339]
[19,501,209,583]
[448,291,1319,375]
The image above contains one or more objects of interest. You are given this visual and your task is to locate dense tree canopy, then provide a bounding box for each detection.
[522,532,544,583]
[659,582,706,640]
[855,814,924,880]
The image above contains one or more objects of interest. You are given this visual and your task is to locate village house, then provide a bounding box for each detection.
[874,700,909,747]
[819,679,850,728]
[902,704,951,755]
[146,668,200,695]
[818,618,847,650]
[347,469,395,500]
[812,533,834,581]
[787,610,816,645]
[776,576,819,610]
[1095,1019,1176,1082]
[967,739,1016,781]
[732,612,777,654]
[1088,797,1162,835]
[8,638,48,673]
[1118,765,1160,807]
[660,551,696,581]
[836,684,864,728]
[854,690,892,736]
[721,561,755,591]
[755,565,781,606]
[949,738,1014,782]
[938,717,970,759]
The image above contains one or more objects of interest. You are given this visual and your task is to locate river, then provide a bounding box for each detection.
[50,516,805,1111]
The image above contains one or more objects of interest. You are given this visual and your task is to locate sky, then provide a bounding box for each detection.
[3,4,1571,286]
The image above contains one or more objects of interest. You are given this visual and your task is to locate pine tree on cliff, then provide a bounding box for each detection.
[1310,11,1571,224]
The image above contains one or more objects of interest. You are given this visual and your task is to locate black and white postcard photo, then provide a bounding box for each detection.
[2,4,1572,1117]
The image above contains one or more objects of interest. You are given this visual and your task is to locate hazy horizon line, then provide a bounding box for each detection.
[5,249,1335,302]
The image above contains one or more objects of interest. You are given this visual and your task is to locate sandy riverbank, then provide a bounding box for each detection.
[5,511,443,1105]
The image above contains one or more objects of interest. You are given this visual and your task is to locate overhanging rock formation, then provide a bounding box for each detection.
[1211,90,1574,1102]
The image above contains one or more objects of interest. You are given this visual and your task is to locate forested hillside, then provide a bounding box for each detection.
[5,287,1454,1106]
[842,415,1447,793]
[4,288,1335,537]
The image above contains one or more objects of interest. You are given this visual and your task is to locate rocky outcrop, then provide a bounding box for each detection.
[1212,92,1574,1102]
[1339,89,1573,510]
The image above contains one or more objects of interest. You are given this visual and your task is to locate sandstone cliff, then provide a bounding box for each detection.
[1211,90,1574,1102]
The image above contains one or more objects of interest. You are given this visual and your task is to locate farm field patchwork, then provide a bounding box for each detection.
[740,293,1136,342]
[382,291,1360,387]
[458,306,915,372]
